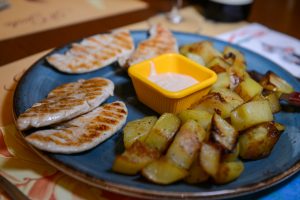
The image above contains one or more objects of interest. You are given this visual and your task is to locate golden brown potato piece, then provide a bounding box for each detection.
[253,92,281,113]
[238,122,282,160]
[112,141,160,175]
[228,69,244,91]
[213,161,244,184]
[144,113,180,152]
[166,120,204,169]
[177,109,212,131]
[179,41,222,64]
[184,53,205,65]
[223,46,246,65]
[259,71,294,94]
[142,120,205,185]
[264,92,281,113]
[212,88,245,110]
[193,92,227,117]
[230,58,247,72]
[200,142,221,177]
[142,158,188,185]
[193,88,244,119]
[180,44,193,56]
[184,154,210,184]
[211,114,238,151]
[113,113,180,175]
[274,122,285,132]
[231,100,273,131]
[123,116,157,149]
[212,72,231,90]
[234,76,263,102]
[222,143,240,162]
[207,56,230,73]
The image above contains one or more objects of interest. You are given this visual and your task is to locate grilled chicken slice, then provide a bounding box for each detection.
[47,29,134,73]
[17,77,114,131]
[25,101,128,154]
[119,24,178,68]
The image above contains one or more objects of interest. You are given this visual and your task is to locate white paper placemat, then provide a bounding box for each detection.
[217,23,300,78]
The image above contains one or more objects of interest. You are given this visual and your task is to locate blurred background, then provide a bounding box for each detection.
[0,0,299,65]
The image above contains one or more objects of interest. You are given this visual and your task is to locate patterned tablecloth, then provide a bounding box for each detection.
[1,5,299,200]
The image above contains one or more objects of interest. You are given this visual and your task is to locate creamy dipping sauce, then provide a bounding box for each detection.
[148,62,199,92]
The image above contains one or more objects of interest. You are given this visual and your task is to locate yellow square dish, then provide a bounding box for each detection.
[128,53,217,114]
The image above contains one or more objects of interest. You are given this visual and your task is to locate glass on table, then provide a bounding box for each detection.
[166,0,183,24]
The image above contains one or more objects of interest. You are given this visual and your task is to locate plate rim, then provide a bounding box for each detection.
[12,30,300,200]
[13,136,300,200]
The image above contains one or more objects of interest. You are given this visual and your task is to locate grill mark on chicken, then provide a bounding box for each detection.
[46,29,134,73]
[103,105,127,115]
[20,98,85,117]
[25,101,128,153]
[120,24,178,68]
[17,77,114,130]
[101,110,124,119]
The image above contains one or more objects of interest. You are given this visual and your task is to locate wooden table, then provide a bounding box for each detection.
[0,0,299,66]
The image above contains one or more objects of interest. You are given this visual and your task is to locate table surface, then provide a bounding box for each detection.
[0,0,300,66]
[0,0,300,199]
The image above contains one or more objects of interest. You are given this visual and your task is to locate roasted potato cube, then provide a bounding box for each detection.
[179,43,192,55]
[223,46,245,64]
[200,142,221,177]
[193,88,244,119]
[166,120,204,169]
[211,114,238,151]
[177,109,212,131]
[212,88,245,109]
[112,141,160,175]
[193,92,227,117]
[252,93,264,101]
[142,158,188,185]
[222,143,240,162]
[253,92,281,113]
[274,122,285,132]
[239,122,282,159]
[230,58,247,72]
[207,56,230,73]
[123,116,158,149]
[213,161,244,184]
[212,72,230,90]
[179,41,222,64]
[185,53,205,65]
[144,113,180,152]
[259,71,294,94]
[228,58,249,85]
[184,155,210,184]
[231,100,273,131]
[113,114,180,175]
[264,92,281,113]
[228,70,243,91]
[234,76,263,102]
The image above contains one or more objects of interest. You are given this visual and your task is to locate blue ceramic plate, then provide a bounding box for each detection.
[13,31,300,199]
